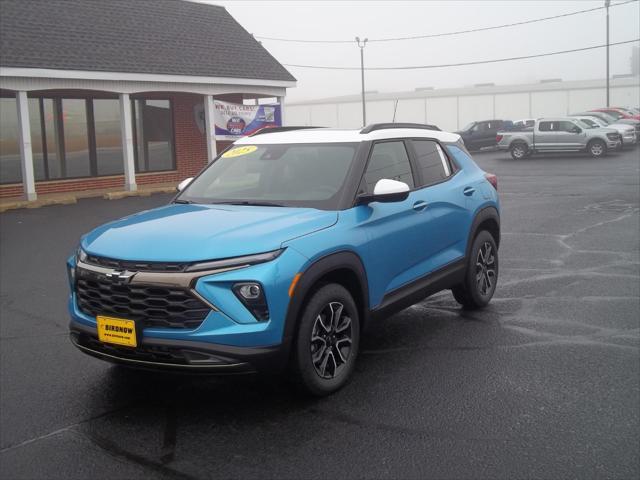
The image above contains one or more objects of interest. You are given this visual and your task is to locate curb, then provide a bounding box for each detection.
[0,186,176,213]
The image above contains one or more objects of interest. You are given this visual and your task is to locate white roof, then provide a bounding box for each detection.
[234,127,461,145]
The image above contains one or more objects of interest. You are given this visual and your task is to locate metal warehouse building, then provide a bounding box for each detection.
[0,0,295,201]
[285,77,640,132]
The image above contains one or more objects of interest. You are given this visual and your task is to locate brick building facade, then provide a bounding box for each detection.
[0,0,295,201]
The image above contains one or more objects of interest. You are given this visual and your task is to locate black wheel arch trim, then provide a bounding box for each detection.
[281,250,370,356]
[466,206,500,258]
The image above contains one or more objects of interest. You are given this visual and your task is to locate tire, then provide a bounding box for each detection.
[510,142,528,160]
[587,139,607,158]
[452,230,499,309]
[290,283,360,396]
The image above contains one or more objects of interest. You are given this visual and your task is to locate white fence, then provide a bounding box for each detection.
[285,77,640,132]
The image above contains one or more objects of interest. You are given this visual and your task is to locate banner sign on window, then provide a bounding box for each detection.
[212,100,281,140]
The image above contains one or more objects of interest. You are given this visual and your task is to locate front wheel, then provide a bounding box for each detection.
[452,230,499,309]
[510,142,528,160]
[291,283,360,396]
[588,139,607,158]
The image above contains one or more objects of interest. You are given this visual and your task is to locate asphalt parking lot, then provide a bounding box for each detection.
[1,147,639,480]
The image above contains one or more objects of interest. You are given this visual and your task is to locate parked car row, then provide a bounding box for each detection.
[456,107,639,159]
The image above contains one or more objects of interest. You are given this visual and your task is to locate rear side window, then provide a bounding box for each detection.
[411,140,451,187]
[361,141,414,193]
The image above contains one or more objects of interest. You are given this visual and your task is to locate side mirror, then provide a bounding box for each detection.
[571,126,582,134]
[177,177,194,192]
[357,179,410,205]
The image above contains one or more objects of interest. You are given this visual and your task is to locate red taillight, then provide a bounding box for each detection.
[496,134,503,142]
[485,173,498,190]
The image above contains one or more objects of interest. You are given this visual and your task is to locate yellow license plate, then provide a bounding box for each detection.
[96,316,137,347]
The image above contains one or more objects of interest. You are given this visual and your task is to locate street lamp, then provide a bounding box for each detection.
[356,36,368,126]
[605,0,610,107]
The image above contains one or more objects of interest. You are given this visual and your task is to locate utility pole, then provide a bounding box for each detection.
[605,0,610,107]
[356,36,368,126]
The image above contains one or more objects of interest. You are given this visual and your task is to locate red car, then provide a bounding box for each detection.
[590,108,640,121]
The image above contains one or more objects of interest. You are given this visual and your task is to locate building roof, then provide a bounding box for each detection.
[0,0,295,83]
[235,127,461,145]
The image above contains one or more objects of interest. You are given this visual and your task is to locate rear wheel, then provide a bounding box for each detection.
[291,283,360,396]
[588,139,607,158]
[510,142,528,160]
[452,230,498,309]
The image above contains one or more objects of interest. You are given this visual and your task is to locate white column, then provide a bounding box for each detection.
[119,93,136,191]
[277,96,286,126]
[204,95,217,163]
[15,91,36,201]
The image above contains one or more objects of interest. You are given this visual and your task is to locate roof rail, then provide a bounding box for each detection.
[359,123,441,134]
[249,126,323,136]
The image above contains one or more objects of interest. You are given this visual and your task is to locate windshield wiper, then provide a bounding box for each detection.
[174,199,194,204]
[226,201,286,207]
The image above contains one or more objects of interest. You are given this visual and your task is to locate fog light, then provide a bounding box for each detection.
[238,283,261,300]
[233,282,269,321]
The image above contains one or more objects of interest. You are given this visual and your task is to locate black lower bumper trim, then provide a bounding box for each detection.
[69,321,288,374]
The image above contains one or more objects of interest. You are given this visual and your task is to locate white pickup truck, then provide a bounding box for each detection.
[496,117,621,159]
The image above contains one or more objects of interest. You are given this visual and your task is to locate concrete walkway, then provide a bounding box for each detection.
[0,182,177,213]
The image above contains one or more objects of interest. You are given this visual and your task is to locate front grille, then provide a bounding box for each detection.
[75,270,210,329]
[85,254,189,272]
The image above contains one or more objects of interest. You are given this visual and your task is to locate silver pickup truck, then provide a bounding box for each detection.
[496,117,621,159]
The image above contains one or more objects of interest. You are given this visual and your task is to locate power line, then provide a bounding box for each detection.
[282,39,640,70]
[254,0,638,44]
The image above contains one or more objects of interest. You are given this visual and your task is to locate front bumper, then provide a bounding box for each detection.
[67,246,311,373]
[70,321,288,373]
[606,139,621,149]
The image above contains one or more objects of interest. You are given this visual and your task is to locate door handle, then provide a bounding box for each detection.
[412,200,428,211]
[463,186,476,196]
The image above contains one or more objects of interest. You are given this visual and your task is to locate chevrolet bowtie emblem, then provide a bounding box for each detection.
[105,270,136,282]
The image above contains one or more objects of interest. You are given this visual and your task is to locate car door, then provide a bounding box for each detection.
[556,120,584,150]
[482,121,499,148]
[354,140,435,298]
[535,121,558,151]
[464,123,480,150]
[408,139,471,273]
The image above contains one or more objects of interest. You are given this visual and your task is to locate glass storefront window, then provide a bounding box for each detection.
[94,99,123,175]
[0,97,21,184]
[62,99,90,178]
[133,99,176,172]
[1,94,176,185]
[28,98,46,181]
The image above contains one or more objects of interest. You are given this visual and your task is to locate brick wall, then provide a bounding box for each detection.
[0,91,235,199]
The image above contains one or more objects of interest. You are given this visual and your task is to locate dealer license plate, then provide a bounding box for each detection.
[96,316,137,347]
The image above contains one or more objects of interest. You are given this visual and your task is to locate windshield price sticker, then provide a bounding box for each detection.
[222,146,258,158]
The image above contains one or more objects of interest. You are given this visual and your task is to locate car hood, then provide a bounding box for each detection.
[610,123,635,132]
[81,203,337,262]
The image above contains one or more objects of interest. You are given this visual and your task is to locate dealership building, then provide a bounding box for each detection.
[0,0,295,201]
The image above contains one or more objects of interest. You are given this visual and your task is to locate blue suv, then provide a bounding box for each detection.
[67,123,500,396]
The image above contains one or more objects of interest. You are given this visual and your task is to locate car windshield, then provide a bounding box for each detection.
[574,119,591,129]
[462,122,476,131]
[580,119,598,128]
[178,142,359,209]
[604,110,624,119]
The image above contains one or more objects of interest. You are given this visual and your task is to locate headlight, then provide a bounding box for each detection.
[606,133,619,140]
[76,247,87,264]
[184,249,284,273]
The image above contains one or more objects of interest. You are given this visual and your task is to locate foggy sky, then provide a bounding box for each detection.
[203,0,640,103]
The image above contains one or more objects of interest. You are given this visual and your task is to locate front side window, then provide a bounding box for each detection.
[411,140,451,187]
[180,143,358,210]
[361,141,414,194]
